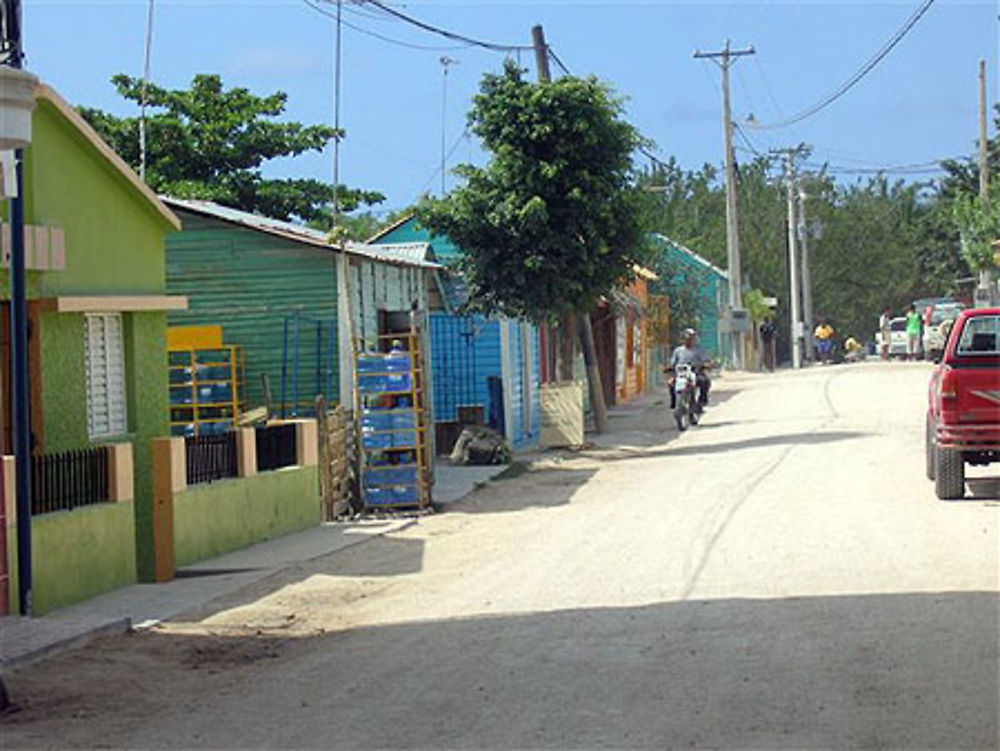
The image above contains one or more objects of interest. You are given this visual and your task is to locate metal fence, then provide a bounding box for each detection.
[185,432,239,486]
[31,447,109,515]
[256,423,297,472]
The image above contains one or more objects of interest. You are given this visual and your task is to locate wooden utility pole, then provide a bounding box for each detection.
[977,58,995,304]
[531,24,608,432]
[694,40,754,369]
[773,146,808,369]
[798,187,814,360]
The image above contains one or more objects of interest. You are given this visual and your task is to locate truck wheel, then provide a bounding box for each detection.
[925,420,936,481]
[935,448,965,500]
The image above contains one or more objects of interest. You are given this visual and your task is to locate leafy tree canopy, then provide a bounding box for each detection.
[79,74,384,227]
[416,61,650,322]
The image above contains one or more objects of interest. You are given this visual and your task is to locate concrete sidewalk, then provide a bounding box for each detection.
[0,518,413,671]
[0,462,510,672]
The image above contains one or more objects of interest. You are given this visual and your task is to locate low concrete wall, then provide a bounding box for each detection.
[173,466,320,569]
[31,502,137,615]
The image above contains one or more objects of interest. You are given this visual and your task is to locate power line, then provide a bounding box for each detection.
[304,0,470,51]
[338,0,531,53]
[749,0,936,130]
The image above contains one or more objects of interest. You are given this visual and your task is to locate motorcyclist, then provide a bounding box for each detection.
[666,328,713,409]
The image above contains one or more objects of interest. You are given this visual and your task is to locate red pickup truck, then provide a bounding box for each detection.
[926,307,1000,499]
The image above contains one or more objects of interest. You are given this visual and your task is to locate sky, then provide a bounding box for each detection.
[28,0,1000,217]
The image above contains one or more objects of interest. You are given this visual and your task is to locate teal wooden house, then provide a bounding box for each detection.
[163,199,439,418]
[649,233,731,360]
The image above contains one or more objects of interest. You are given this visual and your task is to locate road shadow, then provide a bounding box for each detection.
[444,467,599,515]
[3,591,997,749]
[587,430,871,463]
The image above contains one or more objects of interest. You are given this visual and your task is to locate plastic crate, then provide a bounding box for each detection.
[360,411,415,431]
[363,485,419,506]
[361,430,395,449]
[364,466,417,487]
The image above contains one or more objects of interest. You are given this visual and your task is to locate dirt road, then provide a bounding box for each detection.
[3,362,997,748]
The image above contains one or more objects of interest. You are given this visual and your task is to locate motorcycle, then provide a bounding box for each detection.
[672,363,703,431]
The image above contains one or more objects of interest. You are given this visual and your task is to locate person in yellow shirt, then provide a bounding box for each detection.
[843,335,864,362]
[814,319,835,363]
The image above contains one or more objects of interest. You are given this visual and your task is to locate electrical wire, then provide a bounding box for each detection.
[336,0,531,53]
[416,128,471,197]
[304,0,470,51]
[750,0,936,130]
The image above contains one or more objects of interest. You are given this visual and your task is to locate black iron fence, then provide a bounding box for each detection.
[185,432,238,486]
[31,447,109,515]
[256,423,297,472]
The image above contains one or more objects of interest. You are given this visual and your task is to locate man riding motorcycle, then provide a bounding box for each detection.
[666,328,713,409]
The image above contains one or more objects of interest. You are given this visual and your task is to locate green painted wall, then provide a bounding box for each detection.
[38,311,88,453]
[0,97,171,299]
[173,466,320,568]
[126,313,170,582]
[36,309,168,583]
[166,211,339,411]
[30,502,137,615]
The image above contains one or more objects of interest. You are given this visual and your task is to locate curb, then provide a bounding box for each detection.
[0,616,132,673]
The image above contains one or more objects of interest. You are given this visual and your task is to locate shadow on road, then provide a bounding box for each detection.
[3,592,997,749]
[444,467,599,515]
[589,430,871,463]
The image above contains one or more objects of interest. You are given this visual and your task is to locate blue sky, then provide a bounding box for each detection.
[29,1,998,216]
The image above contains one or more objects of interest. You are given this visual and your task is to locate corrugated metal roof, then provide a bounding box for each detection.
[162,197,440,269]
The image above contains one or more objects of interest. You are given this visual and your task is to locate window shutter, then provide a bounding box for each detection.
[85,313,127,438]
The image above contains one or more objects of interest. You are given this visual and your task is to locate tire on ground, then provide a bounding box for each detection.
[934,447,965,500]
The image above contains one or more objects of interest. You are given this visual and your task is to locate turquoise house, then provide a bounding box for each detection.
[649,233,730,361]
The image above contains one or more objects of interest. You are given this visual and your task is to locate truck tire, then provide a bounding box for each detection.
[935,448,965,500]
[925,420,936,481]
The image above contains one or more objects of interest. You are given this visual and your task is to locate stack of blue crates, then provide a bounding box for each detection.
[358,350,422,508]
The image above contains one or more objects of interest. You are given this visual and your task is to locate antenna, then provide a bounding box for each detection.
[439,55,458,195]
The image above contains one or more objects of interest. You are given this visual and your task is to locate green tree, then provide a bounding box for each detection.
[79,74,384,226]
[416,62,649,431]
[952,178,1000,273]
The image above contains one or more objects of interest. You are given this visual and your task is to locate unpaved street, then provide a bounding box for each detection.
[3,362,998,749]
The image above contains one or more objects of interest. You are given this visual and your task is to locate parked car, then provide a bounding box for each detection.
[922,301,966,361]
[926,307,1000,499]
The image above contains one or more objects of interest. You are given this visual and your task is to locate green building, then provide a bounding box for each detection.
[1,84,184,613]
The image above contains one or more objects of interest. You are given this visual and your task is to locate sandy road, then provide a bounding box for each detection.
[3,361,997,749]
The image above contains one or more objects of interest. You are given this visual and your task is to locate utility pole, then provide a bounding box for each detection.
[530,23,608,433]
[138,0,154,181]
[439,56,458,196]
[694,40,754,370]
[977,58,995,306]
[798,187,814,360]
[775,146,807,369]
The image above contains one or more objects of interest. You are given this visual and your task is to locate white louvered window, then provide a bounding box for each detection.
[84,313,128,438]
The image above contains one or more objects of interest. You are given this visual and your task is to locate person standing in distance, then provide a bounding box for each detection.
[905,304,922,361]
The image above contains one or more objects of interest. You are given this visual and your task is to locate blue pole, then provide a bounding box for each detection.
[5,0,33,616]
[10,147,31,615]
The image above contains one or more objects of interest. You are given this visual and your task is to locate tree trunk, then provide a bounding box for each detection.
[577,311,609,434]
[557,313,575,381]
